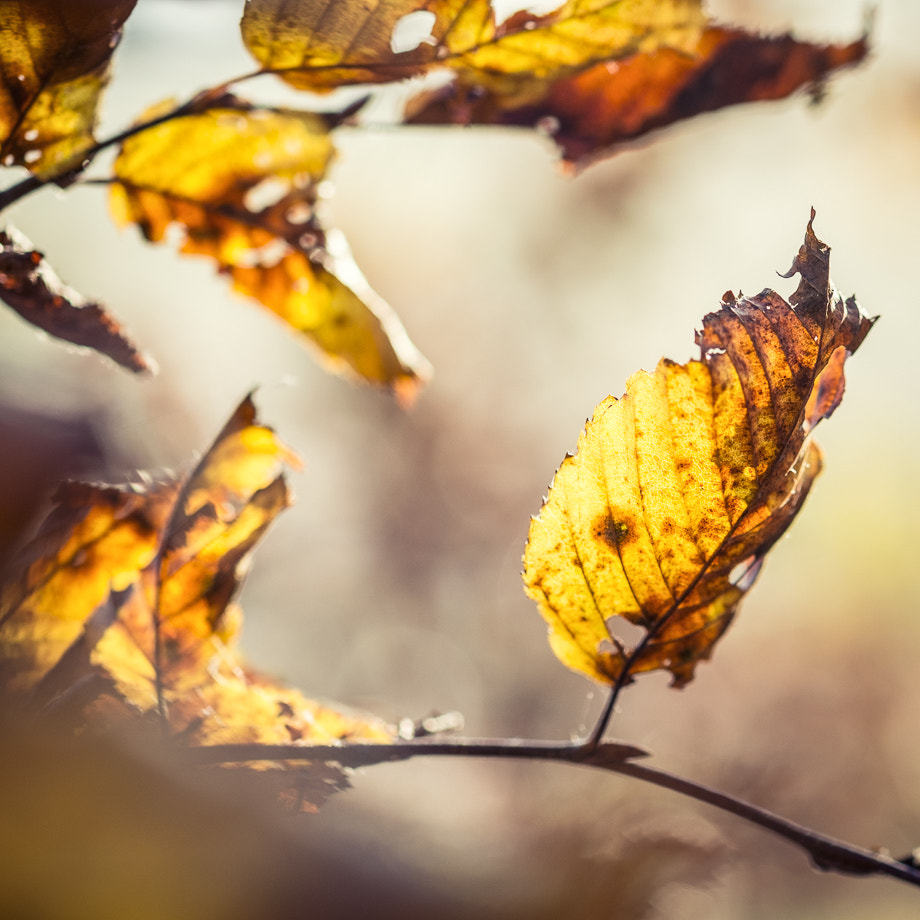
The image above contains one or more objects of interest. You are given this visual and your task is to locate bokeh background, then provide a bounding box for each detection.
[2,0,920,917]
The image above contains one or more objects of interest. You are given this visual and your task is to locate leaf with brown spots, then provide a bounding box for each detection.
[0,395,393,810]
[406,25,869,170]
[0,0,137,177]
[109,96,429,403]
[0,225,153,373]
[522,213,875,688]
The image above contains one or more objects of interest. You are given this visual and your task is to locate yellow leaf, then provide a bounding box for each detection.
[241,0,475,91]
[0,481,169,695]
[523,214,875,688]
[109,98,429,401]
[0,0,137,177]
[453,0,705,106]
[240,0,705,101]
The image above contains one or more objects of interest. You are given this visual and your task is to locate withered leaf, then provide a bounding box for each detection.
[523,213,875,688]
[0,395,392,809]
[109,97,428,403]
[241,0,705,97]
[0,225,153,373]
[407,25,869,169]
[0,0,137,177]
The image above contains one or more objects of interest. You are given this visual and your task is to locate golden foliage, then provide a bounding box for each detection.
[0,395,393,810]
[523,215,875,687]
[0,0,137,177]
[109,97,429,402]
[241,0,705,100]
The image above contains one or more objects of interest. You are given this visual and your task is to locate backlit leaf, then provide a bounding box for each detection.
[0,0,137,177]
[240,0,705,97]
[523,214,875,688]
[0,225,153,372]
[407,25,869,169]
[0,480,167,696]
[0,395,393,810]
[109,97,429,402]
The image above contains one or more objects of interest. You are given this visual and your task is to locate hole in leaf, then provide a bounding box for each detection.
[729,556,763,591]
[605,617,646,650]
[390,10,437,54]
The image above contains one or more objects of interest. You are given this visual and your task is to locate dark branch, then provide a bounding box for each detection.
[184,737,920,889]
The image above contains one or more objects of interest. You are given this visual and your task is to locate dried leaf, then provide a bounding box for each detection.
[0,0,137,177]
[0,225,153,372]
[241,0,705,97]
[109,97,428,402]
[407,25,869,169]
[0,395,392,809]
[523,213,875,687]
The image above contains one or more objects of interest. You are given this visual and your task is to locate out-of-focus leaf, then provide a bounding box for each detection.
[0,480,166,695]
[109,97,428,403]
[0,395,393,810]
[523,214,875,688]
[0,225,153,372]
[0,0,137,177]
[241,0,705,97]
[407,25,869,169]
[0,402,106,574]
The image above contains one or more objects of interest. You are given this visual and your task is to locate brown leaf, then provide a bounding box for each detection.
[407,25,869,169]
[0,395,393,809]
[0,0,137,177]
[109,97,428,402]
[0,225,153,372]
[523,213,875,687]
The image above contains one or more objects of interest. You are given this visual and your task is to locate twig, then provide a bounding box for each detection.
[0,69,265,215]
[184,737,920,889]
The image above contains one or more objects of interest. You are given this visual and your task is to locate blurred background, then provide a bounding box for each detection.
[1,0,919,917]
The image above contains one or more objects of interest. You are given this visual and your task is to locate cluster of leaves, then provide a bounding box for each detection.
[3,0,909,887]
[0,394,393,810]
[0,210,874,813]
[0,0,865,400]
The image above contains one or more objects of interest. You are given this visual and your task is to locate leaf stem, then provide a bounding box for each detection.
[184,737,920,889]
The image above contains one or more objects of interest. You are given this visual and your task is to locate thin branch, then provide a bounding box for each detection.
[0,69,266,216]
[184,737,920,889]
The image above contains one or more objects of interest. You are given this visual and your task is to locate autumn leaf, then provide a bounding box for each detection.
[109,96,428,402]
[523,213,875,688]
[241,0,705,97]
[423,24,869,162]
[0,395,393,810]
[0,0,137,177]
[407,25,869,169]
[0,225,153,372]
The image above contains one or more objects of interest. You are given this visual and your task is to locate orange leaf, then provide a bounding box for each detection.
[110,97,429,402]
[407,25,869,169]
